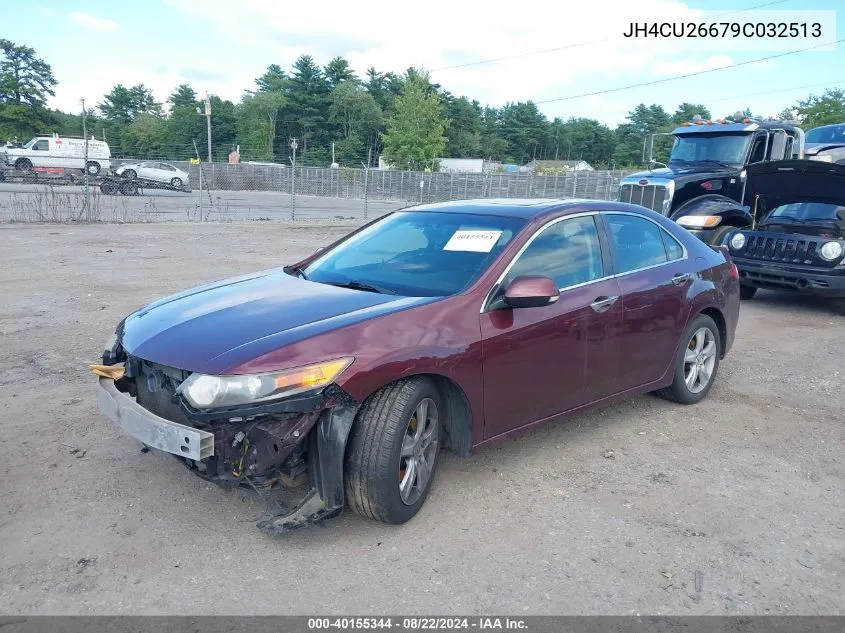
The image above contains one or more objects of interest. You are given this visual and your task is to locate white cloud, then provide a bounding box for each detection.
[69,11,119,32]
[161,0,713,117]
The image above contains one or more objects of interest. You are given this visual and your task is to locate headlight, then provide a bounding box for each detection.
[730,232,746,250]
[819,240,843,261]
[677,215,722,229]
[177,357,354,409]
[809,155,834,163]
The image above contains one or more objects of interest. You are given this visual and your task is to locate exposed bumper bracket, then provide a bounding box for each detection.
[255,403,357,536]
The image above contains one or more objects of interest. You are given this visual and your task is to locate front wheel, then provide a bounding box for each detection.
[344,377,442,525]
[15,158,32,172]
[656,314,721,405]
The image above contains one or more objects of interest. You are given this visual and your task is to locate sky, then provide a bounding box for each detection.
[4,0,844,126]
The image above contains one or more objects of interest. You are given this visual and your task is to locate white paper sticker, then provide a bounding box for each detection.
[443,230,502,253]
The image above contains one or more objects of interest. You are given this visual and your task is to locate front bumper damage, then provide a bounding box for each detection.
[94,358,359,535]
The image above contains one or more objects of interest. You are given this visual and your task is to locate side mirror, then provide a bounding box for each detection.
[502,275,559,309]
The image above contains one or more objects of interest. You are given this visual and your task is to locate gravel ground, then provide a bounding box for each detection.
[0,222,842,616]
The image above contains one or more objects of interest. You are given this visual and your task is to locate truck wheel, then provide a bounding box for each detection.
[15,158,32,172]
[740,286,757,300]
[345,377,442,525]
[655,314,721,405]
[170,177,182,188]
[86,161,101,176]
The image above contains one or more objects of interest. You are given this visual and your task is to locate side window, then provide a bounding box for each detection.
[32,139,49,151]
[660,229,684,261]
[748,134,767,164]
[505,216,604,290]
[606,214,669,273]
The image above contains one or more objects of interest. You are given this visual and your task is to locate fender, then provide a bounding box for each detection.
[670,194,752,228]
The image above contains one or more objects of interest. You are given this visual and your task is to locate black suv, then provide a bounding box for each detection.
[723,160,845,315]
[619,115,804,244]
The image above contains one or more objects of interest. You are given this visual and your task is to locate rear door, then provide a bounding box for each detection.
[480,213,622,439]
[602,212,692,391]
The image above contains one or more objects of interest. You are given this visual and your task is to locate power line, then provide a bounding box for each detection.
[429,0,792,73]
[534,36,845,105]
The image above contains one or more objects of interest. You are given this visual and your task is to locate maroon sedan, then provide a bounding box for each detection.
[94,199,740,534]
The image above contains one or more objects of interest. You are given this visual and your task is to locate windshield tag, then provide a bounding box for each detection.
[443,230,502,253]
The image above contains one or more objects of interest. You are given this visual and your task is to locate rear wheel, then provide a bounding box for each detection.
[100,180,119,195]
[170,177,182,188]
[345,377,442,525]
[119,181,138,196]
[122,169,137,180]
[740,286,757,300]
[85,161,101,175]
[656,314,721,405]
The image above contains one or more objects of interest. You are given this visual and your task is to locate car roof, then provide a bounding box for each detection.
[403,198,609,219]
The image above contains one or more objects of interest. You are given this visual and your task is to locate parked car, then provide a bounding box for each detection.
[0,133,110,175]
[92,199,740,534]
[116,161,189,188]
[722,160,845,315]
[803,123,845,165]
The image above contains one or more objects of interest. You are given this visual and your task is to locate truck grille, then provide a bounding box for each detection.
[620,184,667,214]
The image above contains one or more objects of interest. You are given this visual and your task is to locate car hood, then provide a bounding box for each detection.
[118,267,437,374]
[804,142,845,155]
[745,160,845,208]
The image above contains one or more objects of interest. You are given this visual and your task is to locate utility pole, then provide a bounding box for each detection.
[81,98,90,217]
[205,93,212,164]
[290,138,298,220]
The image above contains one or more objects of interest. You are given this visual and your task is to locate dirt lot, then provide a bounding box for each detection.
[0,222,842,615]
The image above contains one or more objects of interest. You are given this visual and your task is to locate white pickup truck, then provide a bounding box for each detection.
[1,134,111,175]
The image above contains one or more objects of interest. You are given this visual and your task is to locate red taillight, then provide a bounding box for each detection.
[730,263,739,279]
[701,181,712,190]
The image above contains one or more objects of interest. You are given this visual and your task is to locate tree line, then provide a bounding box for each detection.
[2,38,845,170]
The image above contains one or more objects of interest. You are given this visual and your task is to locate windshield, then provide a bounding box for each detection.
[768,202,845,222]
[669,133,751,165]
[805,125,845,144]
[22,138,37,149]
[302,210,526,297]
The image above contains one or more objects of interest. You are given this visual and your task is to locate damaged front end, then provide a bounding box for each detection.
[94,343,359,535]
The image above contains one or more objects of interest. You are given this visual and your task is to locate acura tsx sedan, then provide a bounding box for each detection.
[93,198,740,534]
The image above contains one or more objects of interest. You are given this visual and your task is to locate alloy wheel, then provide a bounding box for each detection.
[399,397,439,506]
[684,327,717,394]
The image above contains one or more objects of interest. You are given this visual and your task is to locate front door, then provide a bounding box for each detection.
[602,212,692,391]
[480,213,622,439]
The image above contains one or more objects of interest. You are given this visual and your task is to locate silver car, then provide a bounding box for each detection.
[116,161,190,188]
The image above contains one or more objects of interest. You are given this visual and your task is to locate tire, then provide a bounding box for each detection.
[345,377,443,525]
[119,181,138,196]
[86,161,101,175]
[100,180,119,195]
[708,224,737,247]
[122,169,137,180]
[831,298,845,316]
[170,177,182,188]
[740,286,757,300]
[656,314,721,405]
[15,158,32,172]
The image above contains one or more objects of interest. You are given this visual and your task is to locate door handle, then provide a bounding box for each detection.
[590,295,619,313]
[671,273,692,286]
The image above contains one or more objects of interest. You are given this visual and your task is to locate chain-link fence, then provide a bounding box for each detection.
[0,160,637,223]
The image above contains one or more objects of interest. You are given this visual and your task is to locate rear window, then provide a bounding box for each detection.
[805,125,845,144]
[769,202,845,221]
